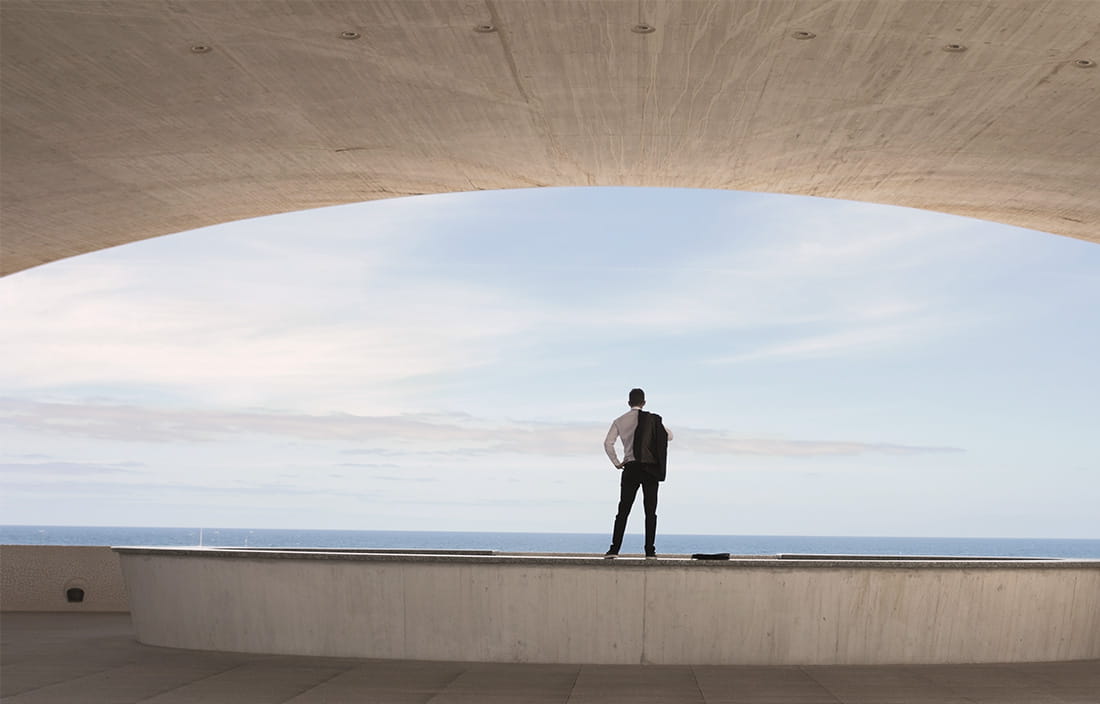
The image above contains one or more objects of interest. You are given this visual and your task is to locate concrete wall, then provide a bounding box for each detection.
[117,549,1100,665]
[1,545,128,612]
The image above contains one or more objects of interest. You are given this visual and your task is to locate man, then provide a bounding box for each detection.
[603,388,671,559]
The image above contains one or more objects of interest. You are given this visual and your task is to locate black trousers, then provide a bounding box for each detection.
[609,462,660,553]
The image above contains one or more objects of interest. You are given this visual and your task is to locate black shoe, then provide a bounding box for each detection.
[604,550,618,559]
[645,551,657,559]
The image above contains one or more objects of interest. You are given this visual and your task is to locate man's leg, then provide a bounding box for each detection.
[608,466,642,555]
[641,478,659,556]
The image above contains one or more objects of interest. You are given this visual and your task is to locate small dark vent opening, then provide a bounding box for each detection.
[66,587,85,603]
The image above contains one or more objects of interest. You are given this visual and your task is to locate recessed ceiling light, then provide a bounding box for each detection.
[943,43,967,52]
[190,45,211,54]
[791,30,816,40]
[340,31,361,40]
[1073,58,1095,68]
[474,24,496,33]
[632,24,656,34]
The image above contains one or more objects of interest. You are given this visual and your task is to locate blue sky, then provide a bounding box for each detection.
[1,187,1097,537]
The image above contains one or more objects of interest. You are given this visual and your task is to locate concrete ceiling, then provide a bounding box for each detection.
[2,0,1098,276]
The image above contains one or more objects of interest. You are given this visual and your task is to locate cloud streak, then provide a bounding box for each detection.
[0,460,143,478]
[704,320,943,364]
[676,431,963,457]
[0,398,961,458]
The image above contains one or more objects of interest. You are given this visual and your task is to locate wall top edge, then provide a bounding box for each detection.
[110,547,1100,570]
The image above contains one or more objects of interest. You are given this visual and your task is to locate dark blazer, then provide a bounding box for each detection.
[632,410,669,481]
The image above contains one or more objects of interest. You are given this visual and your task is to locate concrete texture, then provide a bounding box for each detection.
[3,613,1099,703]
[116,548,1100,665]
[3,0,1100,275]
[0,546,128,613]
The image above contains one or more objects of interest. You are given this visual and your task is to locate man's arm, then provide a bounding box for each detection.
[604,422,623,468]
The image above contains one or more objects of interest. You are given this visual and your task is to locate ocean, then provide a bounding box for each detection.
[2,525,1099,558]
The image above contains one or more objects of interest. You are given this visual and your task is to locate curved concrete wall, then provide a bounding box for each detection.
[116,548,1100,665]
[1,545,128,612]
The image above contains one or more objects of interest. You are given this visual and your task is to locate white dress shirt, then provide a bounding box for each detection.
[604,407,673,468]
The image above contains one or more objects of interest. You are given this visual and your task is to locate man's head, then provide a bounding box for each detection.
[628,388,646,407]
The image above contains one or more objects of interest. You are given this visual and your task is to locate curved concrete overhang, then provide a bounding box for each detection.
[115,547,1100,665]
[2,0,1099,275]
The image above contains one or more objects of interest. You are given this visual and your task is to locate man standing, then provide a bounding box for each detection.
[603,388,671,558]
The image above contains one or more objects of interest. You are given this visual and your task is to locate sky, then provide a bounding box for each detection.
[1,186,1097,538]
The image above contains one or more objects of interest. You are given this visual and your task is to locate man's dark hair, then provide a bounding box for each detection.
[629,388,646,406]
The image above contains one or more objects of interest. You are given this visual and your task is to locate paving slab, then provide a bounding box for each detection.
[693,665,842,703]
[281,660,467,704]
[140,661,351,704]
[805,665,971,704]
[428,663,577,703]
[568,664,703,703]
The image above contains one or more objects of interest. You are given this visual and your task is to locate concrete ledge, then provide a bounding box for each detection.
[112,546,1097,568]
[115,548,1100,665]
[1,545,128,612]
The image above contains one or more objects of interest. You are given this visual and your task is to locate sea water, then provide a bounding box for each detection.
[2,525,1098,558]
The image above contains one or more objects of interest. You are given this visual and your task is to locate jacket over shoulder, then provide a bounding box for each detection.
[632,410,669,481]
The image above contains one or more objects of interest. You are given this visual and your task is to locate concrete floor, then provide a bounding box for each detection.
[1,613,1097,703]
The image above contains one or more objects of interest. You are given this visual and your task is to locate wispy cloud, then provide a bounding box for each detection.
[676,430,963,457]
[0,397,500,446]
[705,320,937,364]
[0,398,960,458]
[1,274,531,411]
[0,460,144,478]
